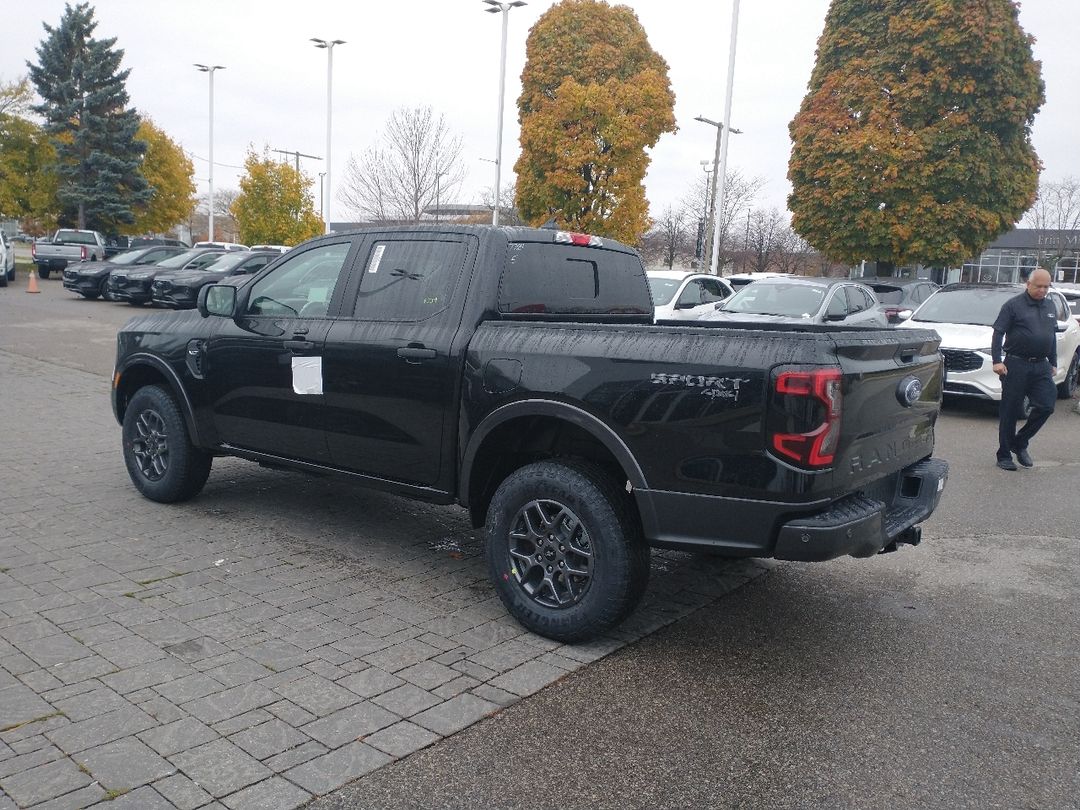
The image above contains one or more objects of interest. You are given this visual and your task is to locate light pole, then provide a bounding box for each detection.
[706,0,742,276]
[194,64,225,241]
[312,38,345,234]
[698,161,713,266]
[694,114,741,274]
[318,172,326,218]
[483,0,526,227]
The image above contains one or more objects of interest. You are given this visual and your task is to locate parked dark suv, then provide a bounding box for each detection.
[151,251,279,308]
[108,248,224,305]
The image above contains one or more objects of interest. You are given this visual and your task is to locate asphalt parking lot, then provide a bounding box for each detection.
[1,275,1078,809]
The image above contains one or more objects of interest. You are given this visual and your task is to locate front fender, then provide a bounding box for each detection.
[113,353,206,447]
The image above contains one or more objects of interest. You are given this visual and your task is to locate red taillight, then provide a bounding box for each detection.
[771,368,843,468]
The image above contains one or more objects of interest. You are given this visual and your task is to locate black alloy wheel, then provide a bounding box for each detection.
[122,385,212,502]
[486,459,649,642]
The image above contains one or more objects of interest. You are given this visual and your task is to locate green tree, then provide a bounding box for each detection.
[0,77,59,232]
[127,117,196,235]
[514,0,676,243]
[27,2,150,232]
[232,149,323,246]
[788,0,1044,270]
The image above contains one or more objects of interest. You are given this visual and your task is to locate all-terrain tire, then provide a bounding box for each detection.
[37,266,50,279]
[122,385,212,503]
[485,459,649,642]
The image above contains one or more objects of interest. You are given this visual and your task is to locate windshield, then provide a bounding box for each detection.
[156,249,207,269]
[870,285,903,304]
[108,249,153,266]
[202,253,250,272]
[647,276,682,306]
[721,281,827,317]
[912,287,1016,326]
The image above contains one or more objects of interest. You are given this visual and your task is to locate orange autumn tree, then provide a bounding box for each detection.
[514,0,675,243]
[788,0,1044,271]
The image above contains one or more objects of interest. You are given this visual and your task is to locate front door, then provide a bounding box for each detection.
[204,239,358,464]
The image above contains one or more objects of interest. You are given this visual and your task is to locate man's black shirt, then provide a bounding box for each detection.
[991,291,1058,366]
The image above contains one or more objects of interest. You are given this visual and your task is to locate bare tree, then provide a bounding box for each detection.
[746,207,787,273]
[639,205,692,268]
[480,181,524,225]
[1022,176,1080,231]
[340,106,465,223]
[683,170,763,269]
[773,226,813,275]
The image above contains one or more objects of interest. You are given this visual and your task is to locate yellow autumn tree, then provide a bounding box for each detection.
[232,149,323,246]
[127,116,196,235]
[514,0,676,243]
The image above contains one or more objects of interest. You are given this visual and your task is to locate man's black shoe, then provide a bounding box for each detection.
[996,457,1018,471]
[1014,448,1034,467]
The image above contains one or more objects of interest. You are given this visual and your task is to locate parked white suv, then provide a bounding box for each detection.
[897,283,1080,402]
[0,232,14,286]
[647,270,733,321]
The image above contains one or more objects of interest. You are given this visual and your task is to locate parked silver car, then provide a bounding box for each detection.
[699,277,888,327]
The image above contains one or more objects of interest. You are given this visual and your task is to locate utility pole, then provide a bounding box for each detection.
[271,148,322,174]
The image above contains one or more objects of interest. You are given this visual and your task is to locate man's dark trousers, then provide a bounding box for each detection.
[998,356,1056,459]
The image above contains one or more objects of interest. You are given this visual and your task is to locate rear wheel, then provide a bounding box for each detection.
[1057,352,1079,399]
[37,266,50,279]
[485,459,649,642]
[122,385,212,503]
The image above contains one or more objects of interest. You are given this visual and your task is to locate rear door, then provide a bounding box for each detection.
[321,233,476,487]
[203,239,360,463]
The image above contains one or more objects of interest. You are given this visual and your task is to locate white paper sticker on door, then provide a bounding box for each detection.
[367,244,385,274]
[292,356,323,395]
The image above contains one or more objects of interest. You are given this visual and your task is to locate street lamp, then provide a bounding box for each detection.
[312,38,345,234]
[483,0,526,227]
[194,64,225,241]
[694,114,742,274]
[698,161,713,265]
[318,172,326,218]
[704,0,742,275]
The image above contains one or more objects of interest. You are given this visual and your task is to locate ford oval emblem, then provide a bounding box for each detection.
[897,376,923,407]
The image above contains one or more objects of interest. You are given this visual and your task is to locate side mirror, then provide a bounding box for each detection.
[824,311,847,322]
[198,284,237,318]
[1055,321,1068,333]
[896,309,914,321]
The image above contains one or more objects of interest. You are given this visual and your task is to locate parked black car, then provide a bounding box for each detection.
[151,251,279,308]
[131,236,190,249]
[865,278,940,324]
[62,246,188,300]
[108,248,225,305]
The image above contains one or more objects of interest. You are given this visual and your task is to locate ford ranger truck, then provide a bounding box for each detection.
[111,225,949,641]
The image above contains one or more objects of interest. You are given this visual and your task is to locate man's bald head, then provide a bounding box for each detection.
[1026,268,1051,301]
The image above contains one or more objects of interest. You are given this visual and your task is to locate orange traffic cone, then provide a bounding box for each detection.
[26,268,40,294]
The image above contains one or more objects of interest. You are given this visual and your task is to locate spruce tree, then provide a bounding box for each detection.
[28,2,150,232]
[788,0,1044,270]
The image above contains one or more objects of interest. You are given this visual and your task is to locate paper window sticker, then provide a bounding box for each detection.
[367,244,386,274]
[292,356,323,395]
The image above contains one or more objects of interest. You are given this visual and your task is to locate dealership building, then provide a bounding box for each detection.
[855,228,1080,285]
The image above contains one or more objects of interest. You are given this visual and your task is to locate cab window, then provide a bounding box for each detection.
[351,238,467,322]
[244,242,352,318]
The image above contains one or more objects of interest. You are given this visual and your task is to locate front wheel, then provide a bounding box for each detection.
[485,460,649,642]
[1057,352,1079,399]
[122,385,212,503]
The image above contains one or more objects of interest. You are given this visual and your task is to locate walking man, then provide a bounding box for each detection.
[991,268,1058,471]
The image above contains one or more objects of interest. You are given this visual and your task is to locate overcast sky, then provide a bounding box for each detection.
[2,0,1076,227]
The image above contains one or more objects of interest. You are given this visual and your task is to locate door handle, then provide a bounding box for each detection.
[397,345,437,363]
[284,340,314,352]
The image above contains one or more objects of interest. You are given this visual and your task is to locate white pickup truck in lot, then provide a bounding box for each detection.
[31,229,107,278]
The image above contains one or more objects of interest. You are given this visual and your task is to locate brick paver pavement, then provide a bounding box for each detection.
[0,349,766,808]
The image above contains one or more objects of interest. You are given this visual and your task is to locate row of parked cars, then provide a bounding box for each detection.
[61,243,290,308]
[648,269,1080,407]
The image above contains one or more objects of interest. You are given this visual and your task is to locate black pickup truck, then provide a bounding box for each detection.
[112,226,948,641]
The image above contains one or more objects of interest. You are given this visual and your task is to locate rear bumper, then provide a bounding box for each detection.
[636,457,949,561]
[772,458,949,561]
